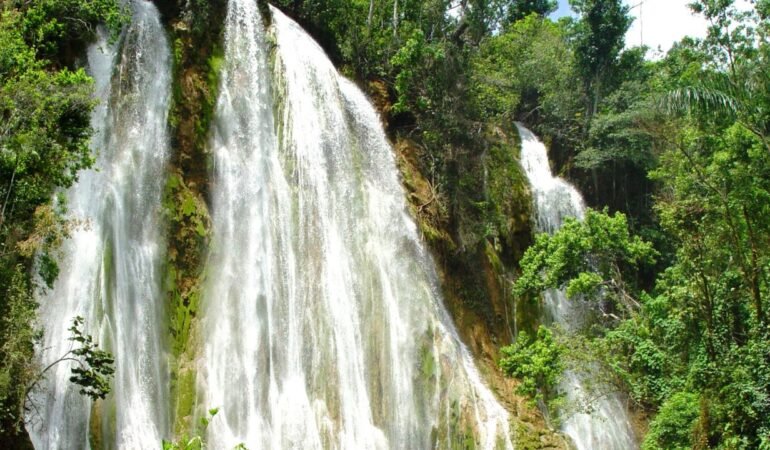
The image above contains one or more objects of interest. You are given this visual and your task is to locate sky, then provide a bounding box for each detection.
[552,0,755,56]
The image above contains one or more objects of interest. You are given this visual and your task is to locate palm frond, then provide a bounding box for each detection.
[661,85,741,118]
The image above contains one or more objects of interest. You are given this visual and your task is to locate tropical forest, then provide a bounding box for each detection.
[0,0,769,449]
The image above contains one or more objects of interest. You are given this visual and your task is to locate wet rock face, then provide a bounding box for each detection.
[152,0,180,23]
[391,125,536,347]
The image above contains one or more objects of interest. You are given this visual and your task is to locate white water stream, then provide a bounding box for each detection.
[198,2,514,448]
[28,1,172,448]
[516,123,638,450]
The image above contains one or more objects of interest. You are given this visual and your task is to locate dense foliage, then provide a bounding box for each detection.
[505,2,770,446]
[499,325,564,405]
[514,210,656,315]
[0,0,122,444]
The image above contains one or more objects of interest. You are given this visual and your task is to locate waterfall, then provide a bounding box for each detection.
[516,123,638,450]
[28,1,172,448]
[28,0,516,447]
[197,1,513,448]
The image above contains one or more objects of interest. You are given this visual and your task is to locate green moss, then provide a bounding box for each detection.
[163,174,210,239]
[161,171,210,439]
[419,219,450,245]
[513,420,546,450]
[207,49,224,87]
[181,194,197,216]
[435,399,480,450]
[420,342,436,381]
[173,37,184,72]
[172,367,198,435]
[88,401,103,450]
[194,221,207,238]
[186,39,224,156]
[484,126,531,255]
[485,240,503,273]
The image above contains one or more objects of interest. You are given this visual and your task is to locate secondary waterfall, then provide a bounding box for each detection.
[197,1,513,448]
[28,1,172,448]
[516,123,637,449]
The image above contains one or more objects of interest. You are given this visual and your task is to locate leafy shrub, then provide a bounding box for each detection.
[499,325,564,403]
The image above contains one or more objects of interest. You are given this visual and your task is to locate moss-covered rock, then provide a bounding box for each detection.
[158,0,226,439]
[161,170,210,438]
[171,361,199,436]
[392,124,536,354]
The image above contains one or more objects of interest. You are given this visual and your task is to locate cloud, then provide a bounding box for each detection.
[624,0,754,56]
[554,0,755,57]
[624,0,707,54]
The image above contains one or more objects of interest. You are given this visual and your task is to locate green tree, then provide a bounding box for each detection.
[472,12,577,122]
[641,391,700,450]
[499,325,565,404]
[646,119,770,446]
[2,313,114,439]
[14,0,124,61]
[0,266,39,438]
[504,0,557,24]
[664,0,770,154]
[61,317,115,401]
[569,0,632,119]
[593,4,770,444]
[572,47,660,216]
[514,209,657,318]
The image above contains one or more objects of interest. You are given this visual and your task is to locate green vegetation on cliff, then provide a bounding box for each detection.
[157,0,226,437]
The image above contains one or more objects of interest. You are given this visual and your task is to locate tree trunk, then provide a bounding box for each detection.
[743,206,765,326]
[392,0,398,37]
[1,155,19,226]
[367,0,374,28]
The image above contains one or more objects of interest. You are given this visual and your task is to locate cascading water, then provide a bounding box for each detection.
[197,1,514,448]
[516,123,637,450]
[28,0,517,447]
[28,1,172,448]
